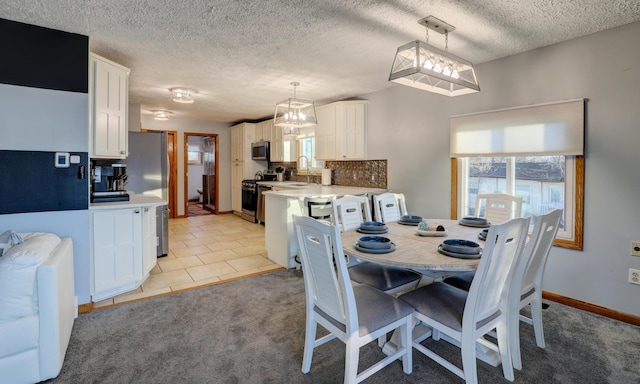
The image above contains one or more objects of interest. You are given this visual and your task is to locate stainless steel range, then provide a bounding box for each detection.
[241,179,258,223]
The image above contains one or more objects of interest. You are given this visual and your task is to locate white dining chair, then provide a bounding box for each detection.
[293,215,414,384]
[475,193,522,224]
[399,217,530,384]
[508,209,563,370]
[332,195,421,296]
[373,193,408,223]
[443,209,563,371]
[332,195,373,232]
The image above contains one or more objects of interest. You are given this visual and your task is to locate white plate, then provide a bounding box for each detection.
[416,229,448,237]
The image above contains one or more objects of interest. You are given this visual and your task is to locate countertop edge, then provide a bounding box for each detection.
[89,195,167,210]
[263,184,388,198]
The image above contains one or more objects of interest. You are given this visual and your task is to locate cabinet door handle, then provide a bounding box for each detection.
[134,209,140,214]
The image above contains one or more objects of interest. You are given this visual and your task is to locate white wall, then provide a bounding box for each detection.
[140,115,231,216]
[187,136,204,201]
[0,83,91,304]
[365,21,640,316]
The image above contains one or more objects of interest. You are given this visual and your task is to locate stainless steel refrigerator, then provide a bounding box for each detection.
[127,131,169,257]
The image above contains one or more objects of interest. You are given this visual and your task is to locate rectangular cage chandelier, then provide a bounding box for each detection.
[273,82,317,128]
[389,16,480,97]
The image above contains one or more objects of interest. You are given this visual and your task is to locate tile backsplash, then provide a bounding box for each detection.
[269,159,387,189]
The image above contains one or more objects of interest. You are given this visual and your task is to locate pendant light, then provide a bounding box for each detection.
[389,16,479,97]
[273,82,317,128]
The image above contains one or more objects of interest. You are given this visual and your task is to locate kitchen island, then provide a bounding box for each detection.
[263,184,387,268]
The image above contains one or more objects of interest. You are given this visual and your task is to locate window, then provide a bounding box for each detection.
[453,155,583,250]
[297,137,324,173]
[450,99,585,250]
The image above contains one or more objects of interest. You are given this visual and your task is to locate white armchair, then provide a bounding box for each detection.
[0,235,76,384]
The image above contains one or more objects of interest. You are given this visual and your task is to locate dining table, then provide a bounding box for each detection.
[341,218,503,367]
[341,219,487,280]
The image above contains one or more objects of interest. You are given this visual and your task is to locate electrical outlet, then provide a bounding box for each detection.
[632,241,640,257]
[630,268,640,285]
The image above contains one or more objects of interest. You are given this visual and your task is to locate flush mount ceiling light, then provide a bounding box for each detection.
[389,16,479,97]
[169,87,197,103]
[153,110,172,120]
[273,82,317,128]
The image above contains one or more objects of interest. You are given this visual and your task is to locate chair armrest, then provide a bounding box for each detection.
[37,237,75,380]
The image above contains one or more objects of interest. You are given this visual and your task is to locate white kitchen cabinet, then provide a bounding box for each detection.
[315,104,336,160]
[91,207,143,301]
[231,122,255,162]
[231,125,243,162]
[315,100,368,160]
[141,206,157,276]
[89,53,130,159]
[253,119,284,162]
[231,123,258,216]
[231,161,244,214]
[255,120,273,142]
[270,125,284,162]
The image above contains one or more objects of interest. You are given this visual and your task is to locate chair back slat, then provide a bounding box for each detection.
[332,195,371,231]
[465,217,530,326]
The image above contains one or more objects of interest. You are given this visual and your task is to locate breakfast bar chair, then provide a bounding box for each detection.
[293,215,414,384]
[373,193,408,223]
[303,196,334,224]
[399,217,530,384]
[332,195,421,295]
[475,193,523,224]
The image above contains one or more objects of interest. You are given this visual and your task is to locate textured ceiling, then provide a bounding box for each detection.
[2,1,640,123]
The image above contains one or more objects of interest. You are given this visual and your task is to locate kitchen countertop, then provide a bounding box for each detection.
[260,182,387,198]
[89,194,167,210]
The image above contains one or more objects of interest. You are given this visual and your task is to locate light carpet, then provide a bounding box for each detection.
[47,270,640,383]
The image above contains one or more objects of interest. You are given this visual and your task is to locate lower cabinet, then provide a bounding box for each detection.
[91,205,158,302]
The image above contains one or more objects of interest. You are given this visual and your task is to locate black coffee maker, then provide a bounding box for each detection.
[91,163,130,202]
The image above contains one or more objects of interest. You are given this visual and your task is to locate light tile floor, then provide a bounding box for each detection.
[93,213,281,309]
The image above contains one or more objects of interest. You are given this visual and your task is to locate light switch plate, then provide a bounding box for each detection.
[632,241,640,257]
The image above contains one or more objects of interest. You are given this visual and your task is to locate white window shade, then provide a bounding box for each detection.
[450,99,584,157]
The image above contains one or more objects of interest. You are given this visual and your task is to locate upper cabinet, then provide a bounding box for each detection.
[89,53,130,159]
[270,125,284,162]
[231,122,255,162]
[255,120,273,142]
[315,100,368,161]
[254,119,284,162]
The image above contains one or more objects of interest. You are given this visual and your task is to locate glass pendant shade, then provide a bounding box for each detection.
[389,40,479,97]
[170,87,197,103]
[153,110,171,120]
[273,82,317,128]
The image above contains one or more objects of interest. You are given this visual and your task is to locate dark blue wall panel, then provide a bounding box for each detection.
[0,150,88,214]
[0,18,88,93]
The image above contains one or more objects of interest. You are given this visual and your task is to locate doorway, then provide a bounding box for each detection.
[184,133,219,215]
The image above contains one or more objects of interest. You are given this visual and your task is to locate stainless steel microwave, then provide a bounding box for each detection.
[251,141,270,161]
